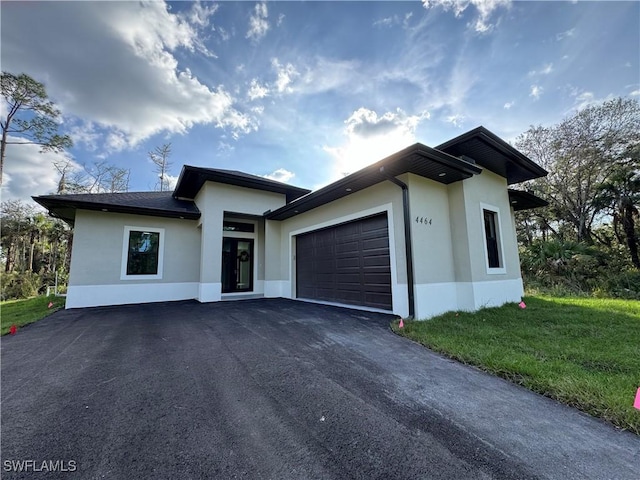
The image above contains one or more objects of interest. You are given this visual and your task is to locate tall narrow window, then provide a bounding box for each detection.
[483,209,501,269]
[121,226,164,279]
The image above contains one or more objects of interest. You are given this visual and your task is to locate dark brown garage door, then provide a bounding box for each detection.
[296,213,392,310]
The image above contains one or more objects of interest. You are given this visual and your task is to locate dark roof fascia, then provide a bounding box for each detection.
[507,189,549,211]
[173,165,311,202]
[32,195,201,226]
[436,126,548,182]
[265,143,482,221]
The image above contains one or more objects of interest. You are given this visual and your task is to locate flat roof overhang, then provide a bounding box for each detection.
[508,189,549,211]
[173,165,311,203]
[436,126,548,185]
[265,143,482,221]
[32,193,201,226]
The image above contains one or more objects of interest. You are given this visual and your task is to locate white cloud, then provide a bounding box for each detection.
[373,12,413,29]
[272,58,299,94]
[163,173,179,190]
[2,138,78,203]
[630,90,640,97]
[422,0,511,33]
[345,108,429,138]
[277,13,285,27]
[246,2,269,42]
[373,16,396,28]
[324,107,430,179]
[297,57,362,96]
[446,114,465,127]
[247,79,270,100]
[503,101,514,109]
[184,1,219,29]
[556,28,576,41]
[263,168,295,183]
[567,88,615,111]
[529,63,553,76]
[574,91,595,109]
[529,85,543,100]
[251,105,265,116]
[68,121,101,151]
[105,131,129,152]
[216,26,231,42]
[217,141,235,155]
[1,2,257,155]
[111,1,216,60]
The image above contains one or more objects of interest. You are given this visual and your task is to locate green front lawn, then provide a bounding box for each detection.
[393,296,640,435]
[1,295,66,335]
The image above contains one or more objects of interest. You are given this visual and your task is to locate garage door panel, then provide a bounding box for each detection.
[362,284,392,294]
[336,242,359,254]
[360,215,387,230]
[336,258,360,268]
[363,256,391,268]
[363,272,392,284]
[362,252,390,264]
[362,237,389,250]
[335,273,361,283]
[365,294,392,309]
[296,213,392,310]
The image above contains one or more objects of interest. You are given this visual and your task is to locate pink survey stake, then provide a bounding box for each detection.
[634,388,640,410]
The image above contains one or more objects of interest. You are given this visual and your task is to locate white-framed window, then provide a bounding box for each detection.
[120,226,165,280]
[480,203,506,274]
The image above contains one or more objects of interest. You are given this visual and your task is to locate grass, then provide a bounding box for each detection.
[1,295,66,335]
[392,296,640,435]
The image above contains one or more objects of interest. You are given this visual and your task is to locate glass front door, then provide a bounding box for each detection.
[222,237,254,293]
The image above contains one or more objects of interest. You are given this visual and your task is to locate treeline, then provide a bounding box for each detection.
[1,200,72,299]
[515,97,640,298]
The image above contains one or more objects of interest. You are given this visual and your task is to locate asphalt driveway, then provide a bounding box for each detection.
[1,299,638,479]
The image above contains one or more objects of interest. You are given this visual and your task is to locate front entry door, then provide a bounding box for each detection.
[222,238,254,293]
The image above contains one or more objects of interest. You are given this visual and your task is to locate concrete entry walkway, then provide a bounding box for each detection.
[1,299,638,479]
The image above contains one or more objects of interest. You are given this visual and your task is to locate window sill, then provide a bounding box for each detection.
[120,274,163,281]
[486,268,506,275]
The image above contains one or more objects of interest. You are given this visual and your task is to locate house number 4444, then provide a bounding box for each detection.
[415,216,433,225]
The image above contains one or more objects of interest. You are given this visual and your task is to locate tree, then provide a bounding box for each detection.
[1,200,72,298]
[516,97,640,243]
[149,143,173,192]
[594,146,640,269]
[54,160,130,194]
[0,200,33,273]
[0,72,73,184]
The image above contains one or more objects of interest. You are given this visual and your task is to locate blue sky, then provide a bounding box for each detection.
[2,1,639,203]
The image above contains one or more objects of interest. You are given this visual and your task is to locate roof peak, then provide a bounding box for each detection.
[174,165,311,202]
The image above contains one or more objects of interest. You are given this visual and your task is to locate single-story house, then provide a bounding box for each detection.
[34,126,547,319]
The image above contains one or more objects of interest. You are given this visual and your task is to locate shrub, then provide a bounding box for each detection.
[1,272,41,300]
[520,240,639,298]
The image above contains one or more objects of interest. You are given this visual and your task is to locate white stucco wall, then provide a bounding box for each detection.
[406,174,458,318]
[64,170,524,317]
[66,210,201,308]
[194,182,287,302]
[444,169,524,314]
[380,170,524,319]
